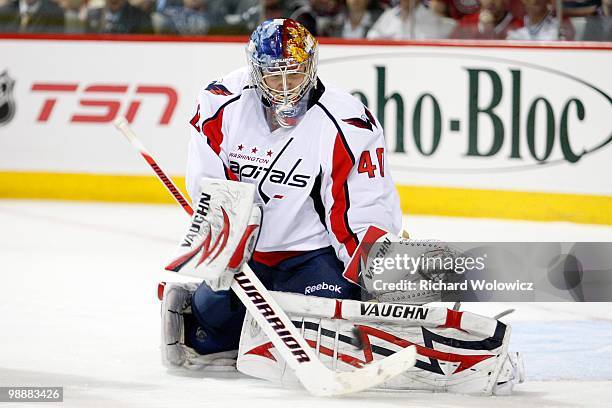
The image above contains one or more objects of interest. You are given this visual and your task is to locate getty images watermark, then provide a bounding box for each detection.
[359,242,612,302]
[369,252,534,292]
[0,387,63,402]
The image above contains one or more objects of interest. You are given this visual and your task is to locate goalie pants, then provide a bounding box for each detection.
[187,246,360,355]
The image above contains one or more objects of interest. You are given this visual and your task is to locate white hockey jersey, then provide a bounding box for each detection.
[186,67,401,266]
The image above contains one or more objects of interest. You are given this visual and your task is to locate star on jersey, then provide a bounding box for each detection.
[228,138,312,204]
[342,107,377,132]
[238,144,244,151]
[266,150,273,157]
[251,147,258,154]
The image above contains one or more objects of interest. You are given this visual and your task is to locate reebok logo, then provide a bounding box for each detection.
[304,282,343,295]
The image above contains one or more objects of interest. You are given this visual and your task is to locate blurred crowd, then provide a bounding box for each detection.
[0,0,610,41]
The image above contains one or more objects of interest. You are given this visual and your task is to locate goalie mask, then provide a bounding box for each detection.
[246,18,318,129]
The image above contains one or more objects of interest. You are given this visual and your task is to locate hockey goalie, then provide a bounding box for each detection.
[157,18,524,396]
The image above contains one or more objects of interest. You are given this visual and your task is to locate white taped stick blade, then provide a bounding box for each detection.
[295,345,417,397]
[165,179,255,289]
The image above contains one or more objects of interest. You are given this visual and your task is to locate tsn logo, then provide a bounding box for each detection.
[31,82,178,124]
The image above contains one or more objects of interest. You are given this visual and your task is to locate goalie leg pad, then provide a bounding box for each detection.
[237,292,524,395]
[160,281,237,370]
[492,351,525,395]
[161,281,198,368]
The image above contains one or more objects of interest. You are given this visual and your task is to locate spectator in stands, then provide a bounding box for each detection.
[86,0,153,33]
[204,0,239,23]
[59,0,87,33]
[562,0,600,17]
[156,0,209,34]
[507,0,571,39]
[451,0,523,39]
[132,0,155,14]
[252,0,286,26]
[290,0,344,36]
[223,0,287,33]
[428,0,461,18]
[338,0,379,38]
[581,0,611,39]
[0,0,65,32]
[445,0,481,20]
[367,0,457,39]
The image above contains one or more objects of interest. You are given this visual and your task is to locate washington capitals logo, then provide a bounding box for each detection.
[342,108,377,132]
[229,138,312,204]
[0,70,16,126]
[205,81,233,96]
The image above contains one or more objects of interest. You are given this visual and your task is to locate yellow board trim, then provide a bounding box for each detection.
[394,185,612,225]
[1,171,611,225]
[0,171,188,205]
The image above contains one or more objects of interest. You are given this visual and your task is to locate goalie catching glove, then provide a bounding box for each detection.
[341,225,467,304]
[165,178,262,291]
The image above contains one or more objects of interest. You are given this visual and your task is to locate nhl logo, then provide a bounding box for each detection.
[0,70,16,126]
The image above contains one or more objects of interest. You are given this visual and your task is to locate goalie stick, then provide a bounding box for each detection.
[115,118,194,216]
[113,117,417,397]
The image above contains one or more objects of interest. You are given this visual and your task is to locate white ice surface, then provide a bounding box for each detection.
[1,200,611,408]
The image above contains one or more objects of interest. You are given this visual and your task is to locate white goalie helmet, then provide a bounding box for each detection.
[246,18,319,128]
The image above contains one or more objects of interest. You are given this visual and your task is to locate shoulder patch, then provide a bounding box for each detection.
[342,107,377,132]
[205,81,233,96]
[189,104,201,132]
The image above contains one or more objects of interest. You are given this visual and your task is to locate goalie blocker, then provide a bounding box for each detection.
[164,178,262,291]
